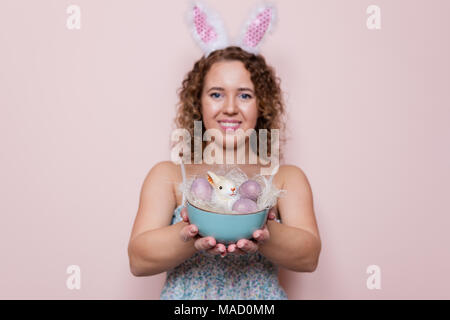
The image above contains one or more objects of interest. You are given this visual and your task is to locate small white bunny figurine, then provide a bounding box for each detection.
[207,171,238,211]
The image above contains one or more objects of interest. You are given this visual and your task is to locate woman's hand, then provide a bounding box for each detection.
[227,207,277,255]
[179,207,228,257]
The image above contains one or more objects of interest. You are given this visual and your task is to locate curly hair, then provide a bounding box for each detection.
[172,46,287,164]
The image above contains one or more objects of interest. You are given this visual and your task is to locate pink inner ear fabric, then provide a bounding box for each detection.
[194,6,218,44]
[244,8,272,48]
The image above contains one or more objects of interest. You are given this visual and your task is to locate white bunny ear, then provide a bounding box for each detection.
[207,171,217,186]
[235,2,277,55]
[186,1,229,57]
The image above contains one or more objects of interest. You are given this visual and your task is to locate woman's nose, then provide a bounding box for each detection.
[223,97,238,114]
[231,187,236,192]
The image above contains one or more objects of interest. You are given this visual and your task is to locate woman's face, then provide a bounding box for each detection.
[201,60,258,149]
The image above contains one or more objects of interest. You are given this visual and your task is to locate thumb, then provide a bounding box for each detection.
[179,224,198,242]
[180,207,190,223]
[267,208,277,221]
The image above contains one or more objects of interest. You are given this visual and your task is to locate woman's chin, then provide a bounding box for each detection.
[207,127,248,152]
[222,136,246,150]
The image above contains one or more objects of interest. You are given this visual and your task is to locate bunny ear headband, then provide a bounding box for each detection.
[187,1,277,57]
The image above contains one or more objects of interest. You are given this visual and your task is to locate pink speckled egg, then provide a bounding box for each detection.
[190,177,212,201]
[232,198,258,214]
[238,180,262,201]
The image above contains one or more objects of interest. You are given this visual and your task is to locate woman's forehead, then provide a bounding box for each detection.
[204,61,254,89]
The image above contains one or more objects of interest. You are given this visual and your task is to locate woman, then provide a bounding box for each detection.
[127,46,321,299]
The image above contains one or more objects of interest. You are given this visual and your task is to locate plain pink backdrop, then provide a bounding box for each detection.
[1,0,449,299]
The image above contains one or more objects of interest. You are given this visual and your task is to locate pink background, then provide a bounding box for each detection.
[1,0,449,299]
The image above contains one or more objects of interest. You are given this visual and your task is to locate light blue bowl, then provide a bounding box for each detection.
[186,201,269,244]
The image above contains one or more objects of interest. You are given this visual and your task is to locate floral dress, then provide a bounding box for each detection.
[160,204,288,300]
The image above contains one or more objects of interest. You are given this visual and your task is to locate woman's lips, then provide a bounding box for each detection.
[218,121,242,131]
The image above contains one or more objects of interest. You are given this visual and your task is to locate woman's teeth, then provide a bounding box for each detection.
[219,121,241,129]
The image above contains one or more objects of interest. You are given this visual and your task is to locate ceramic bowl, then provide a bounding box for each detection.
[186,201,269,244]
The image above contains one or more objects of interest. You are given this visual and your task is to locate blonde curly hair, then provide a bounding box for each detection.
[172,46,287,163]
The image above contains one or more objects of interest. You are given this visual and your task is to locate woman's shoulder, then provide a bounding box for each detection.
[147,160,181,182]
[144,161,184,208]
[278,164,306,175]
[276,164,310,188]
[149,160,177,170]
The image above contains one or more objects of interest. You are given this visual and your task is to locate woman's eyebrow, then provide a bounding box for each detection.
[237,87,254,93]
[207,87,254,93]
[207,87,225,92]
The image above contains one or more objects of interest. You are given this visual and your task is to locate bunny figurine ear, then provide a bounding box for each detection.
[187,1,229,57]
[235,2,277,55]
[206,171,219,186]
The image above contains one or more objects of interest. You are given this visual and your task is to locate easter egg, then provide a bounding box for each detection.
[190,177,212,201]
[232,198,258,214]
[238,180,262,201]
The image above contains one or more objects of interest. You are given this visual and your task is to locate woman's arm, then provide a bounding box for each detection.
[127,161,225,277]
[129,222,197,276]
[228,165,322,272]
[258,220,321,272]
[260,165,321,272]
[127,161,192,276]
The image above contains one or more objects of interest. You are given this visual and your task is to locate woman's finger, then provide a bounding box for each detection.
[179,224,198,242]
[217,243,227,257]
[253,225,270,243]
[206,245,222,255]
[267,208,277,221]
[207,243,227,257]
[237,239,258,253]
[227,243,236,253]
[180,207,190,223]
[227,244,246,255]
[194,237,216,251]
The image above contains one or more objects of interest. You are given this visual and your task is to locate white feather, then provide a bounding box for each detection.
[186,1,230,57]
[234,1,277,55]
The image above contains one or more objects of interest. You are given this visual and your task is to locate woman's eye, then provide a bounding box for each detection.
[240,93,252,99]
[219,186,222,190]
[210,92,222,99]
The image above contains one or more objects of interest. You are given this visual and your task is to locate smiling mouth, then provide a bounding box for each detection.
[218,121,242,131]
